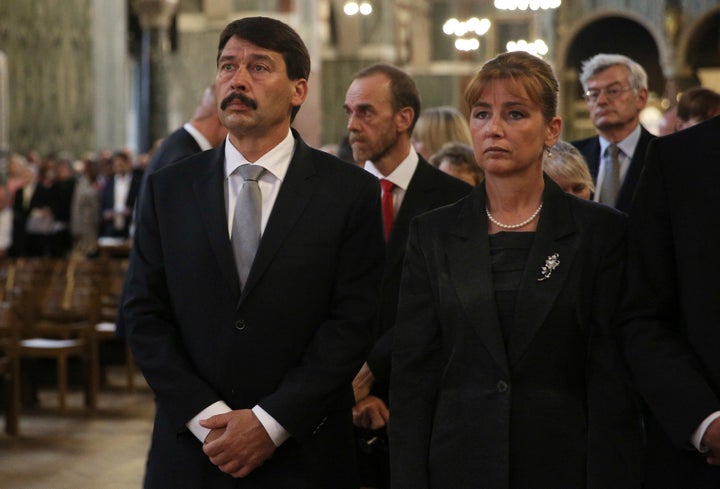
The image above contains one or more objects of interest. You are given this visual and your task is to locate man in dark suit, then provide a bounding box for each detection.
[619,115,720,488]
[145,83,227,176]
[343,63,472,488]
[571,53,654,212]
[9,163,38,257]
[117,84,227,338]
[99,151,141,238]
[122,17,385,489]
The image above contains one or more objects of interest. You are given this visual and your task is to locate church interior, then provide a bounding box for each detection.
[0,1,719,488]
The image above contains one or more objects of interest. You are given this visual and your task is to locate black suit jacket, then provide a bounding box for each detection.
[572,124,654,212]
[10,182,58,257]
[147,126,203,175]
[10,184,43,256]
[122,131,385,489]
[99,171,141,238]
[619,116,720,489]
[366,159,472,392]
[117,127,206,337]
[390,177,642,489]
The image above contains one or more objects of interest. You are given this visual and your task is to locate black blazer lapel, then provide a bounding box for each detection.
[508,177,579,367]
[579,137,601,182]
[387,158,471,277]
[446,187,510,373]
[386,160,434,275]
[616,125,654,211]
[192,144,241,297]
[239,133,317,301]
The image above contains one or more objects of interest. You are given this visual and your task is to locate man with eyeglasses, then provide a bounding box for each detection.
[572,53,654,212]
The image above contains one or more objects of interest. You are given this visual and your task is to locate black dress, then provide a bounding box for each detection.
[490,231,587,489]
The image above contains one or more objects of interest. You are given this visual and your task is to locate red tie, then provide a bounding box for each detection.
[380,179,396,240]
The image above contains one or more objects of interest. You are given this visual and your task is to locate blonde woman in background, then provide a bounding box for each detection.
[412,105,472,160]
[6,153,30,205]
[543,140,595,200]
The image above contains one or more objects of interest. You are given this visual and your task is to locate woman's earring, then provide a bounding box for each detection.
[545,146,552,157]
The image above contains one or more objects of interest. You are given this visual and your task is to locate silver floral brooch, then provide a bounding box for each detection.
[538,253,560,281]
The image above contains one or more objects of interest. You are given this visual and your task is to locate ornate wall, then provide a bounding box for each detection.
[556,0,720,140]
[167,29,218,132]
[1,1,718,156]
[0,0,94,156]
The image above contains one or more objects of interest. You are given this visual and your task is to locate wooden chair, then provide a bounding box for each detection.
[94,256,137,391]
[94,321,136,391]
[0,301,20,435]
[13,256,100,413]
[97,256,127,324]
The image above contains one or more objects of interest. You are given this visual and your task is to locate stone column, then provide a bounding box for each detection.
[662,0,684,103]
[131,0,179,152]
[0,51,8,156]
[93,0,129,153]
[0,50,7,180]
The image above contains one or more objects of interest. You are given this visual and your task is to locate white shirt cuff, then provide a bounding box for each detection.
[691,410,720,453]
[252,405,290,447]
[186,400,232,443]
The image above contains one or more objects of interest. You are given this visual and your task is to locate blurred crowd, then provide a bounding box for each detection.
[0,147,149,259]
[4,81,715,266]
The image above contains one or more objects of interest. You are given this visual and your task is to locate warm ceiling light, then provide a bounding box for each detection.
[494,0,561,10]
[455,38,481,51]
[443,17,491,37]
[344,2,359,15]
[506,39,549,57]
[359,2,372,15]
[444,17,491,51]
[344,1,372,16]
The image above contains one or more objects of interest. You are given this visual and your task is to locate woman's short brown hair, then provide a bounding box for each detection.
[464,51,559,122]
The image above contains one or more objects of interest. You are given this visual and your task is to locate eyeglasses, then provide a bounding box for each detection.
[584,86,635,103]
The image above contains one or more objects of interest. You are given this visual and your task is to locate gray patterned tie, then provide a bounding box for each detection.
[231,164,265,288]
[600,144,621,205]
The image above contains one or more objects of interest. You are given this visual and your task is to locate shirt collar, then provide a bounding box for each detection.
[363,148,419,191]
[599,123,642,158]
[184,123,212,151]
[224,129,295,182]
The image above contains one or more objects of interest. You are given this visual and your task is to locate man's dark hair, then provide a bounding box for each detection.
[217,17,310,121]
[112,150,130,162]
[217,16,310,81]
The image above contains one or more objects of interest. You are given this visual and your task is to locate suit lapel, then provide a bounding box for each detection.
[192,144,241,297]
[617,125,653,211]
[386,160,434,274]
[586,137,601,181]
[446,187,510,373]
[238,134,317,302]
[507,177,579,367]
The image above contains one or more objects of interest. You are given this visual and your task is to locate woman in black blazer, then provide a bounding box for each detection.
[389,51,643,489]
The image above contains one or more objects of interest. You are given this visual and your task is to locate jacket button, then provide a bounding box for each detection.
[496,380,508,393]
[235,320,246,330]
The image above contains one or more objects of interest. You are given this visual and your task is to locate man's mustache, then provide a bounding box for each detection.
[220,92,258,110]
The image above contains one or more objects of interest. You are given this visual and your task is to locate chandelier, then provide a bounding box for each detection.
[506,39,549,57]
[344,1,372,15]
[494,0,561,10]
[443,17,492,52]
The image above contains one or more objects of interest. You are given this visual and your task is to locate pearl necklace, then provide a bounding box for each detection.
[486,202,543,230]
